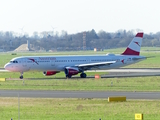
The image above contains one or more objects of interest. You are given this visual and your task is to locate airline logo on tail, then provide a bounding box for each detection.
[122,32,143,56]
[134,42,140,46]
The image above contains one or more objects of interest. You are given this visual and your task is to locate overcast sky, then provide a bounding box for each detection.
[0,0,159,35]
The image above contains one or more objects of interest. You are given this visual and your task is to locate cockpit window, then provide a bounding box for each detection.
[10,61,18,63]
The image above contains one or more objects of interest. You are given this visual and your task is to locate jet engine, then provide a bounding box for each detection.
[65,67,79,77]
[43,71,57,76]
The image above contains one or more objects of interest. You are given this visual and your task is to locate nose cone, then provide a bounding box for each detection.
[4,63,11,71]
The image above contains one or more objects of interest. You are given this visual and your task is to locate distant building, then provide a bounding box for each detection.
[14,40,34,51]
[27,40,30,50]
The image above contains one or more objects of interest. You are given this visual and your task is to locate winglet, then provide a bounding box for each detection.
[122,32,143,56]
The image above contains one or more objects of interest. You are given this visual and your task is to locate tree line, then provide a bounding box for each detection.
[0,29,160,51]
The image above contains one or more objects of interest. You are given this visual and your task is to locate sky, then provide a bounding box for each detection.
[0,0,160,36]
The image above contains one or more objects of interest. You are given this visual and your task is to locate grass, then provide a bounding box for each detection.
[0,75,160,91]
[126,52,160,68]
[0,98,160,120]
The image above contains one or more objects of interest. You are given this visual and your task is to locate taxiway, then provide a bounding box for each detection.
[0,90,160,99]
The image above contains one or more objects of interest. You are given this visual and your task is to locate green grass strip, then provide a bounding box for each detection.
[0,98,160,120]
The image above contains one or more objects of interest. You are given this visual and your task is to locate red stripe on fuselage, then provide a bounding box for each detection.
[122,47,139,55]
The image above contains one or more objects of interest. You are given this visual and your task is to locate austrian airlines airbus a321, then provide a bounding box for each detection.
[4,32,146,79]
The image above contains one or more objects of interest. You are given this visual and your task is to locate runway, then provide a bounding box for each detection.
[0,90,160,99]
[88,68,160,78]
[1,68,160,99]
[2,68,160,79]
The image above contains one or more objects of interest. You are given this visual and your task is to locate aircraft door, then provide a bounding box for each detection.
[86,58,90,63]
[21,58,30,71]
[51,60,55,66]
[22,59,27,67]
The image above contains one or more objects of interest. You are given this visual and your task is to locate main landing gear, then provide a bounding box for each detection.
[66,73,87,78]
[66,75,72,78]
[80,73,87,78]
[20,72,23,79]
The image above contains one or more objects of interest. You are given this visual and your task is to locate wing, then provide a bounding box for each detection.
[75,61,116,71]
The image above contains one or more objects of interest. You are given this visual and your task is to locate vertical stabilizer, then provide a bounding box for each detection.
[122,32,143,55]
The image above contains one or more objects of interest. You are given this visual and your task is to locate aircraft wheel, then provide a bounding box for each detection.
[68,75,72,78]
[66,75,72,78]
[20,76,23,79]
[80,73,87,78]
[20,72,23,79]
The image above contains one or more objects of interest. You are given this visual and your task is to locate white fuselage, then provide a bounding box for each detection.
[4,54,145,73]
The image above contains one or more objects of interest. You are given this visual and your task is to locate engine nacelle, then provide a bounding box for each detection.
[43,71,57,76]
[65,67,79,76]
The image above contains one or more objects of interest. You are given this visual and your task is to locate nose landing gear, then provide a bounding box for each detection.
[20,72,23,79]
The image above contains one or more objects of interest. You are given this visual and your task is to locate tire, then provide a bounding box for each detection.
[80,73,87,78]
[20,76,23,79]
[66,75,72,78]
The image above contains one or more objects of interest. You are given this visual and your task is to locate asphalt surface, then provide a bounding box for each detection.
[88,68,160,78]
[1,68,160,99]
[2,68,160,80]
[0,90,160,99]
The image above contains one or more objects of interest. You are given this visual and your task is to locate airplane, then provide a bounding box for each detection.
[4,32,146,79]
